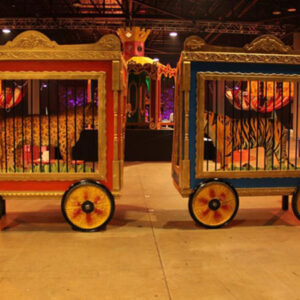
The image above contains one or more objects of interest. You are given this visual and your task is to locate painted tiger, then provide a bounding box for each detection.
[204,111,291,170]
[0,104,97,171]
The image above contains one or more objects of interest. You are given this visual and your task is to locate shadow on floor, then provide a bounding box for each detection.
[1,204,299,232]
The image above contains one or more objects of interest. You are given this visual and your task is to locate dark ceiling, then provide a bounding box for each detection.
[0,0,300,66]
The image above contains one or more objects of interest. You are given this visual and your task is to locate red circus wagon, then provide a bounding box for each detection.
[0,30,126,232]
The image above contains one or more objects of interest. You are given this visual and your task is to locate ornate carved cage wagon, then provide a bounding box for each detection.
[173,34,300,228]
[0,31,126,232]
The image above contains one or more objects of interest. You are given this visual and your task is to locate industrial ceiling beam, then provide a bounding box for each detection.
[0,17,286,36]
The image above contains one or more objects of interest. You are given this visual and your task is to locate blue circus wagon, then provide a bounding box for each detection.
[172,34,300,228]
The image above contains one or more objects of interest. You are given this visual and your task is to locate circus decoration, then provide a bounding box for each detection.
[117,27,176,129]
[225,80,294,112]
[0,80,27,110]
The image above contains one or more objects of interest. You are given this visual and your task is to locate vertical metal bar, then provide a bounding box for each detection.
[296,82,299,168]
[31,80,34,172]
[74,83,77,172]
[248,80,251,170]
[83,81,86,172]
[92,81,95,172]
[231,80,234,170]
[206,81,209,171]
[22,81,25,172]
[56,80,60,172]
[215,80,218,171]
[39,81,42,171]
[65,82,69,172]
[264,81,267,170]
[240,82,243,170]
[280,82,283,170]
[48,80,51,172]
[256,81,259,170]
[12,83,16,172]
[272,81,275,170]
[223,81,226,170]
[4,81,7,172]
[288,81,291,169]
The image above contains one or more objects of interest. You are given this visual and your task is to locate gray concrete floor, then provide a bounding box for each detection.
[1,162,300,300]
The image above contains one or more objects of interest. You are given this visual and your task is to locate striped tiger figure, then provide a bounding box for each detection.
[204,111,291,170]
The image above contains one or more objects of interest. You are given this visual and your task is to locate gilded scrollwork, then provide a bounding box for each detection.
[182,52,300,65]
[244,34,292,54]
[97,34,121,51]
[0,30,121,60]
[4,30,58,49]
[182,34,300,64]
[184,35,206,51]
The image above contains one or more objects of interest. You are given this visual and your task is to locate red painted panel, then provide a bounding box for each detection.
[0,60,115,191]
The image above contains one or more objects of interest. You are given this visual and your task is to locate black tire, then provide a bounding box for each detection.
[188,179,239,228]
[61,180,115,232]
[292,185,300,220]
[0,197,6,218]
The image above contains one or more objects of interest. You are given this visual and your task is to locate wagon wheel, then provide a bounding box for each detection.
[61,180,115,232]
[292,186,300,221]
[188,180,239,228]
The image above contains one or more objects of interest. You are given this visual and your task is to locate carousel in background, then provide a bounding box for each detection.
[117,27,176,130]
[117,26,176,161]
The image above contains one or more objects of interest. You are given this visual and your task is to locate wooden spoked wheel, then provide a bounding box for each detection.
[61,180,115,232]
[292,186,300,221]
[189,180,239,228]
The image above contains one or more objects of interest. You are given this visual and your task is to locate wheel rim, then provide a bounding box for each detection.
[192,182,238,227]
[63,184,112,230]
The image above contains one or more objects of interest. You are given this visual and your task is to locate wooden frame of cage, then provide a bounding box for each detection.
[196,72,300,179]
[172,35,300,197]
[0,71,106,182]
[0,30,126,197]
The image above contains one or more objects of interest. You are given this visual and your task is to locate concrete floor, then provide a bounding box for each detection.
[1,162,300,300]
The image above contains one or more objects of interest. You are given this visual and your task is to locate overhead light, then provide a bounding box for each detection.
[125,32,132,38]
[169,32,178,37]
[287,7,296,12]
[2,28,11,34]
[272,10,282,15]
[153,58,159,62]
[72,0,82,8]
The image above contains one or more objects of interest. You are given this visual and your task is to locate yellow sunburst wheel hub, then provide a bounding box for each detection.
[61,180,114,231]
[189,180,239,228]
[292,187,300,221]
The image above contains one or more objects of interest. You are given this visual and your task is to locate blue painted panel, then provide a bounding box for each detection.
[192,62,300,75]
[188,61,300,191]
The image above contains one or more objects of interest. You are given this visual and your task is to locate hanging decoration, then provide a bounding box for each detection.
[225,80,294,112]
[0,80,27,109]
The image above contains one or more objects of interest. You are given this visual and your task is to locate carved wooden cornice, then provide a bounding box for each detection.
[0,30,122,61]
[182,34,300,65]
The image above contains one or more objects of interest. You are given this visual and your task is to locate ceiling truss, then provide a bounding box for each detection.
[0,17,287,36]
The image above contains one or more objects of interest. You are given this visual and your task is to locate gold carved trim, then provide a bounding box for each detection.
[195,71,300,179]
[179,61,191,191]
[184,35,206,51]
[0,173,104,181]
[0,30,121,60]
[244,35,292,54]
[236,187,295,197]
[1,191,64,197]
[182,51,300,65]
[98,72,107,181]
[112,60,121,192]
